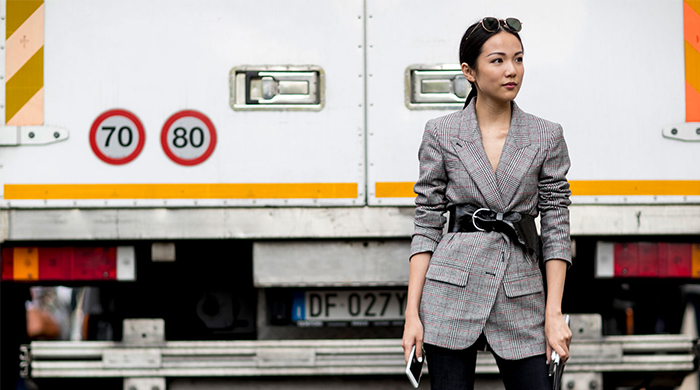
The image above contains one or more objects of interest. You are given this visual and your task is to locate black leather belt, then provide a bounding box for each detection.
[447,205,541,258]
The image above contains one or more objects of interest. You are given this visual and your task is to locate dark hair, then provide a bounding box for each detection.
[460,19,523,108]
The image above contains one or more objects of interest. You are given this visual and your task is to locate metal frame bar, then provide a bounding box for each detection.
[3,205,700,242]
[24,334,697,379]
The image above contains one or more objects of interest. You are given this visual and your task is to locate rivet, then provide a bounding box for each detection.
[671,128,678,135]
[28,132,35,138]
[53,132,59,138]
[696,128,700,135]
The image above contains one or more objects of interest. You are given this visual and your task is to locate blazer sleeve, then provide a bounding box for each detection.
[538,123,572,266]
[410,119,448,259]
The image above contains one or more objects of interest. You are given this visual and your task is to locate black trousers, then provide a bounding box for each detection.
[424,339,552,390]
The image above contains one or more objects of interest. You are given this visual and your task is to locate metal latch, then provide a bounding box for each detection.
[102,320,164,369]
[123,378,166,390]
[662,123,700,142]
[0,125,69,146]
[405,64,469,110]
[122,319,165,345]
[230,66,324,110]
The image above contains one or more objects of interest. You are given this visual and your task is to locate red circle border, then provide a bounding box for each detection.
[89,109,146,165]
[160,110,217,166]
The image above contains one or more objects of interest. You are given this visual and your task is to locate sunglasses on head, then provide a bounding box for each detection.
[465,17,522,41]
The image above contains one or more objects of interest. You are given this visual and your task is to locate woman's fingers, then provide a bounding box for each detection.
[402,316,424,364]
[401,335,423,363]
[545,316,573,364]
[553,340,570,362]
[402,340,412,364]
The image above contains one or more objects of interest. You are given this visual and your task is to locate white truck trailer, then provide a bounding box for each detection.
[1,0,699,389]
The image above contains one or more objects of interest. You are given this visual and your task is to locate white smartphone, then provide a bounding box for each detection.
[405,344,424,388]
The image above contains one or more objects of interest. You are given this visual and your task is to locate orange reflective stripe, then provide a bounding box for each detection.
[375,182,415,198]
[569,180,700,196]
[373,181,700,198]
[4,183,359,199]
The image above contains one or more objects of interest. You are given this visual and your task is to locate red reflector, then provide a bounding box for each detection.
[1,247,121,281]
[609,242,696,278]
[73,247,117,280]
[1,247,13,281]
[38,247,72,280]
[637,242,659,277]
[614,243,638,277]
[664,243,692,277]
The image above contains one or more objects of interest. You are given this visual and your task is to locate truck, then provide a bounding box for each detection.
[0,0,699,389]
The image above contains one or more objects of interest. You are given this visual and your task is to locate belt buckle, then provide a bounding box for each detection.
[471,208,491,232]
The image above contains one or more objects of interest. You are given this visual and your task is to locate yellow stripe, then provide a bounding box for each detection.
[6,0,42,39]
[376,182,415,198]
[685,41,700,93]
[692,244,700,278]
[13,247,38,281]
[374,181,700,198]
[687,0,700,17]
[4,183,359,200]
[570,180,700,196]
[6,46,43,123]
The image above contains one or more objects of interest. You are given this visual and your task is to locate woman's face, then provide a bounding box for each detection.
[462,31,524,104]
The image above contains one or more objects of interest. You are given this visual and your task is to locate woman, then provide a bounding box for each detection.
[402,17,572,389]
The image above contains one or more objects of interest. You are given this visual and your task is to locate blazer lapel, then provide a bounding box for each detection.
[495,102,538,209]
[451,100,505,211]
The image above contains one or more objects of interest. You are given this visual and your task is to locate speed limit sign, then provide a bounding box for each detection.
[89,109,146,165]
[161,110,217,166]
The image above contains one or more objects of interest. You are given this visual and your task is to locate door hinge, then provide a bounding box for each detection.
[0,126,69,146]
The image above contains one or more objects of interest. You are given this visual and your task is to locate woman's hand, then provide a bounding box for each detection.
[402,312,424,364]
[545,312,572,364]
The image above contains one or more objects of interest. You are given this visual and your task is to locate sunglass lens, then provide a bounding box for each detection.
[482,17,499,31]
[505,18,522,32]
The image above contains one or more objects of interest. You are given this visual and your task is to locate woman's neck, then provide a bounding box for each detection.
[474,96,512,133]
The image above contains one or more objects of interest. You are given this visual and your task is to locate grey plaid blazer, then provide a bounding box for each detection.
[411,100,572,360]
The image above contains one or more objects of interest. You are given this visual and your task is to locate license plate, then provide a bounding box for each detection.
[292,290,407,322]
